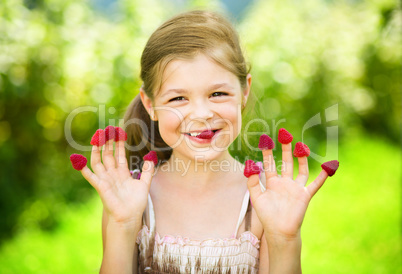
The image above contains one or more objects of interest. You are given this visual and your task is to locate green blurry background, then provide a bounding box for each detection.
[0,0,400,272]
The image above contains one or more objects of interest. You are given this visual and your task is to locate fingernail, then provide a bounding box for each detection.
[70,154,87,170]
[258,134,274,150]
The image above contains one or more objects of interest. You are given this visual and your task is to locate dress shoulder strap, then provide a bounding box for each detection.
[147,194,156,232]
[233,190,250,238]
[233,179,265,238]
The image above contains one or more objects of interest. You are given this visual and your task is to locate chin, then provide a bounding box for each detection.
[190,149,229,163]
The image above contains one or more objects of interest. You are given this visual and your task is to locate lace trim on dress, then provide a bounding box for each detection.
[136,224,261,249]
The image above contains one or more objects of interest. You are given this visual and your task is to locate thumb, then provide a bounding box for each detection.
[139,160,155,187]
[139,151,158,187]
[247,174,263,202]
[244,160,263,201]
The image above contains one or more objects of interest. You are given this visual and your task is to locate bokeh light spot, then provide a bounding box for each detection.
[37,106,58,128]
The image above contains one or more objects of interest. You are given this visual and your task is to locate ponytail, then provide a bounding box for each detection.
[123,94,172,171]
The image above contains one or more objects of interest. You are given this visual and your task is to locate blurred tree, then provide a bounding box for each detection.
[0,0,169,242]
[234,0,401,163]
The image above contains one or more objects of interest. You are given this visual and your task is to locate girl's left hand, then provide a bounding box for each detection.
[245,133,331,240]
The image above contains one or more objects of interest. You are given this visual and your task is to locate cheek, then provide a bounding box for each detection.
[212,103,242,148]
[156,109,183,133]
[216,103,242,128]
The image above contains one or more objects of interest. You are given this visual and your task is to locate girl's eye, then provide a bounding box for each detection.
[169,96,185,102]
[211,92,228,97]
[168,92,227,102]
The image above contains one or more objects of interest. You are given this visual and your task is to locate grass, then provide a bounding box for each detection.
[0,199,103,273]
[302,135,401,273]
[0,136,400,273]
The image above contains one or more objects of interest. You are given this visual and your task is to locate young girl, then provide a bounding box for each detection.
[70,10,339,273]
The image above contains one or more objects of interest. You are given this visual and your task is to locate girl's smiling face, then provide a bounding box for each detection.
[143,53,251,162]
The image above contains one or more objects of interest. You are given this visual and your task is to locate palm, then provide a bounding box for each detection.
[80,140,156,225]
[253,177,311,237]
[246,141,329,239]
[97,175,150,224]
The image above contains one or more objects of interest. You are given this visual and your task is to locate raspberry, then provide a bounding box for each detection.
[104,125,116,141]
[321,160,339,176]
[258,134,275,150]
[70,154,87,171]
[278,128,293,144]
[143,150,158,166]
[90,129,106,146]
[243,160,261,178]
[293,142,310,157]
[114,127,127,141]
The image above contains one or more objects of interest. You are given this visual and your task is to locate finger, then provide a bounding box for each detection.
[102,139,116,170]
[139,161,155,188]
[306,170,328,197]
[91,145,106,174]
[115,140,130,177]
[295,156,309,185]
[246,173,263,201]
[281,143,294,179]
[262,149,277,181]
[81,166,101,191]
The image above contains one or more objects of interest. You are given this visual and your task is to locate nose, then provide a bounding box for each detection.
[188,100,214,120]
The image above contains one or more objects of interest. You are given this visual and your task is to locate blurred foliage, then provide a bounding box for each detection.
[235,0,401,163]
[0,0,400,257]
[0,0,171,242]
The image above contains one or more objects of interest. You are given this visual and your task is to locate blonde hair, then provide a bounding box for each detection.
[124,10,250,169]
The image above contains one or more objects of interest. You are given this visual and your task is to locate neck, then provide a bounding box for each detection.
[155,150,245,192]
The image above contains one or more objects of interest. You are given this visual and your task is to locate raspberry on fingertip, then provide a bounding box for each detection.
[258,134,275,150]
[143,150,158,166]
[70,154,87,170]
[90,129,106,146]
[244,160,261,178]
[114,127,127,141]
[321,160,339,176]
[105,125,116,141]
[278,128,293,144]
[293,142,310,157]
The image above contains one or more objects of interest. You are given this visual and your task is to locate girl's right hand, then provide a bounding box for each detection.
[79,132,155,228]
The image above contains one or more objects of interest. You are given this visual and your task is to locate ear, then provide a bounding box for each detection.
[139,87,158,121]
[242,74,252,106]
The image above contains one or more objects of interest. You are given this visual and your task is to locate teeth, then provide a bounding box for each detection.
[189,132,201,137]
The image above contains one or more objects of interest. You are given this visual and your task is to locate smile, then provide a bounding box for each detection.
[186,129,219,138]
[184,129,221,143]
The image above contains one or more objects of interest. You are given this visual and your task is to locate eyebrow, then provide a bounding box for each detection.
[160,83,234,98]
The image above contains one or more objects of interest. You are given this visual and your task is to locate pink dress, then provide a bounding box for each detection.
[136,188,262,273]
